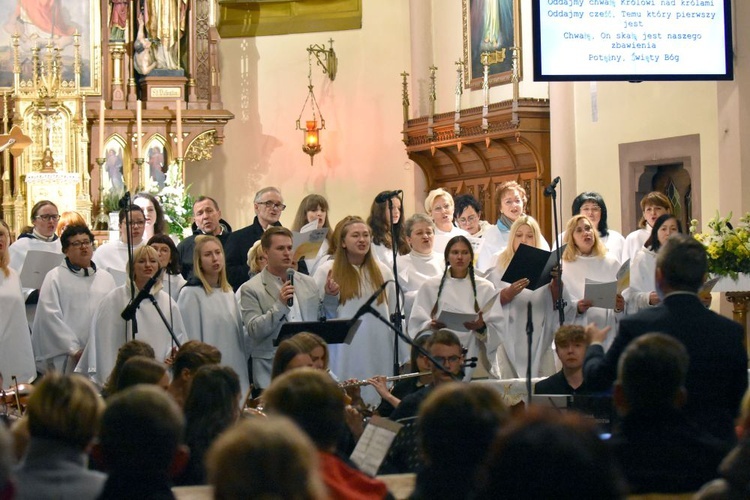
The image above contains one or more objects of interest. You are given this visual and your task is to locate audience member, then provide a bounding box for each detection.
[206,417,327,500]
[584,234,747,444]
[114,356,169,394]
[176,196,232,280]
[0,424,13,500]
[535,325,592,395]
[271,338,314,380]
[609,333,728,494]
[93,385,188,499]
[410,383,508,500]
[225,187,284,290]
[175,365,241,486]
[101,340,155,398]
[166,340,222,408]
[264,368,389,500]
[473,407,626,500]
[13,373,106,500]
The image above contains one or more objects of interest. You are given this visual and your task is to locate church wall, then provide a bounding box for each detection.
[188,0,415,228]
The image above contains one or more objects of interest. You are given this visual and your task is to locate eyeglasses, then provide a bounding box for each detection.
[128,221,146,228]
[259,201,286,211]
[457,215,478,225]
[35,214,60,222]
[69,240,93,248]
[432,356,461,365]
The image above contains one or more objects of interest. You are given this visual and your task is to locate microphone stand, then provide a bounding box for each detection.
[546,181,566,326]
[387,196,405,377]
[145,295,183,348]
[120,191,139,340]
[526,302,533,406]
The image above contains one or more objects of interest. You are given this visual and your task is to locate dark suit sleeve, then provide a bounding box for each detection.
[583,322,636,391]
[225,231,252,291]
[726,323,749,418]
[176,238,192,280]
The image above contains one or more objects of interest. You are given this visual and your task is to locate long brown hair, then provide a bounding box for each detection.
[291,194,331,232]
[367,192,410,255]
[331,216,386,305]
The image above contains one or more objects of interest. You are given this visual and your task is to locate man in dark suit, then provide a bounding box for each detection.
[584,234,747,444]
[224,187,284,290]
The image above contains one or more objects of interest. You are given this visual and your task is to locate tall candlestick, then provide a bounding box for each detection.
[175,100,183,158]
[98,99,105,155]
[136,100,142,158]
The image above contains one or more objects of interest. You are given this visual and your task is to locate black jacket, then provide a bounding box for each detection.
[176,219,232,279]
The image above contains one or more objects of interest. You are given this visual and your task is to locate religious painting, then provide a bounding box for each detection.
[103,136,127,193]
[144,135,169,190]
[0,0,100,91]
[462,0,522,90]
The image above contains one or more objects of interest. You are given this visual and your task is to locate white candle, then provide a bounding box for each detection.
[175,100,183,158]
[98,99,105,157]
[136,100,142,159]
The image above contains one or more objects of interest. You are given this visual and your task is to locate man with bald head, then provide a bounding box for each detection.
[225,187,285,290]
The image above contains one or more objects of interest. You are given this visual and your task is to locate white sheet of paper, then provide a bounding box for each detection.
[292,228,328,261]
[19,251,64,290]
[437,310,478,331]
[350,416,403,476]
[300,219,319,234]
[616,259,630,294]
[584,278,617,309]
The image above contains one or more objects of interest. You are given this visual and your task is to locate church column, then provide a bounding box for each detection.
[548,82,578,225]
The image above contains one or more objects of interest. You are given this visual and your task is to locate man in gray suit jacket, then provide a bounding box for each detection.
[238,227,340,390]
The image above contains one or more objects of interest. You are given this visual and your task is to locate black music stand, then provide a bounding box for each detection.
[274,319,362,346]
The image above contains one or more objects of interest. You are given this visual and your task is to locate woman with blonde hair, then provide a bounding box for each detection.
[0,219,35,387]
[76,244,187,387]
[178,235,249,396]
[486,215,557,379]
[560,215,624,349]
[245,240,267,278]
[55,211,86,237]
[424,189,469,251]
[312,216,401,405]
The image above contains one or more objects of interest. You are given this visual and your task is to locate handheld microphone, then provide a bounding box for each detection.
[121,267,163,321]
[375,190,403,203]
[543,177,561,197]
[349,280,390,325]
[286,268,295,307]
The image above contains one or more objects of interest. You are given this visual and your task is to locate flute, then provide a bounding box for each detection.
[340,371,431,389]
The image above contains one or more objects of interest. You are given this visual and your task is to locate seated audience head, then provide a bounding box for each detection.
[271,338,313,380]
[655,233,707,294]
[554,325,590,371]
[264,368,345,451]
[291,332,330,371]
[60,225,95,268]
[292,193,330,232]
[474,407,626,500]
[184,365,242,432]
[246,240,267,276]
[114,356,169,394]
[206,417,326,500]
[644,213,683,253]
[410,331,433,377]
[615,332,689,415]
[563,214,606,261]
[428,330,464,385]
[638,191,673,229]
[0,424,12,500]
[26,373,104,451]
[169,340,222,393]
[95,385,187,477]
[418,383,508,473]
[55,211,86,237]
[148,233,181,275]
[192,196,223,236]
[572,192,610,237]
[454,194,484,236]
[103,340,156,396]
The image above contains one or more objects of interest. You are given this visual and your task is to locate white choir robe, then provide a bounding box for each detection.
[478,224,551,273]
[370,243,395,268]
[408,271,504,380]
[433,226,470,255]
[313,259,406,406]
[554,230,626,264]
[31,263,116,373]
[177,285,250,396]
[0,269,35,386]
[304,239,330,277]
[485,266,557,379]
[623,248,657,314]
[92,239,145,275]
[560,254,623,350]
[396,251,445,329]
[622,227,650,265]
[76,285,187,387]
[162,272,187,301]
[9,237,63,308]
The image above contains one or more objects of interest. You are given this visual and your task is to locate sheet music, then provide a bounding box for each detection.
[292,228,328,261]
[584,278,617,309]
[616,259,630,294]
[19,251,64,290]
[350,416,403,476]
